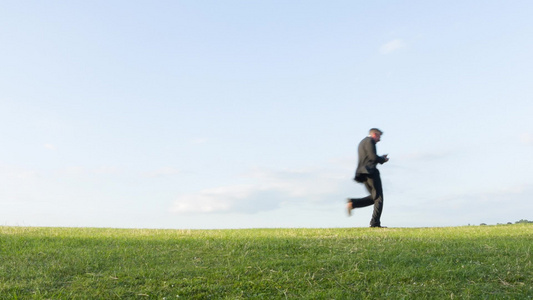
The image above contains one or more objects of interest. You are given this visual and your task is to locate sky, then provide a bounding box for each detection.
[1,1,532,229]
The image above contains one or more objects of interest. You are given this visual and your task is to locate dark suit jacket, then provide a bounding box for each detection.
[354,136,386,182]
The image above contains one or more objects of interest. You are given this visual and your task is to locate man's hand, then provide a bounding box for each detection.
[383,154,389,163]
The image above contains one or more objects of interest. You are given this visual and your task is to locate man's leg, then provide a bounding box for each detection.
[347,176,374,216]
[366,174,384,227]
[348,179,374,209]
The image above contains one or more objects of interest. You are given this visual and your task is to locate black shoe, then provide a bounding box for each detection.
[370,225,387,228]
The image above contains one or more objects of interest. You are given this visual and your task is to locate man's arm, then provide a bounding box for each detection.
[365,140,389,164]
[365,139,386,164]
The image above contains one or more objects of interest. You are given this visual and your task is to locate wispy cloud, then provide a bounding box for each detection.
[1,169,39,180]
[245,168,342,198]
[171,167,348,214]
[417,184,533,224]
[397,151,453,162]
[379,39,406,54]
[94,166,121,175]
[143,167,180,178]
[44,143,57,150]
[385,183,533,227]
[0,163,40,180]
[57,166,122,176]
[192,138,208,144]
[171,185,284,214]
[521,133,533,145]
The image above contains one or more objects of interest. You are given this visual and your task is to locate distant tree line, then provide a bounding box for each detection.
[514,219,533,224]
[478,219,532,226]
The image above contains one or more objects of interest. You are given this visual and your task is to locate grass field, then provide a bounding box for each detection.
[1,224,531,299]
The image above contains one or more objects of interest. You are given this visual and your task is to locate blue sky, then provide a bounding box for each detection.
[1,1,532,229]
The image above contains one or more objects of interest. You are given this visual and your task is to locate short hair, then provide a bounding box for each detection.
[369,128,383,135]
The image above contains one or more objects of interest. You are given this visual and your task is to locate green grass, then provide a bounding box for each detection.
[1,225,531,299]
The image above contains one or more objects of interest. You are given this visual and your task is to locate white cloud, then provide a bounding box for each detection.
[192,138,208,144]
[406,184,533,226]
[56,166,122,176]
[521,133,533,145]
[143,167,180,178]
[379,39,406,54]
[58,166,86,176]
[171,167,349,214]
[0,163,39,180]
[246,168,342,198]
[171,185,283,214]
[4,170,39,180]
[398,151,453,162]
[94,166,121,175]
[44,143,56,150]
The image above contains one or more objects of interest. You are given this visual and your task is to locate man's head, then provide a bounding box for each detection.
[369,128,383,143]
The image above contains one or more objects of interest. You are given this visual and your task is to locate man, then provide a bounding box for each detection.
[347,128,389,228]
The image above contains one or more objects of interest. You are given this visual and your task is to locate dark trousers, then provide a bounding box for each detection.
[349,173,384,227]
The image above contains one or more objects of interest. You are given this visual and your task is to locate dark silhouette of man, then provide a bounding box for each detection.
[347,128,389,227]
